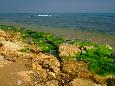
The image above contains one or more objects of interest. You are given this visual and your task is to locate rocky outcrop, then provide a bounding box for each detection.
[0,29,113,86]
[59,43,81,58]
[0,29,7,37]
[35,80,59,86]
[0,41,24,51]
[61,60,90,79]
[31,53,60,82]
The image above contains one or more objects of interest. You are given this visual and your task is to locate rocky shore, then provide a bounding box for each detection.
[0,25,114,86]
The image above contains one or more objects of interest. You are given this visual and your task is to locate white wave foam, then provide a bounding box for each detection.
[38,15,52,16]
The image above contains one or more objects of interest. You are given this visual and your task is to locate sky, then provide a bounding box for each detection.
[0,0,115,13]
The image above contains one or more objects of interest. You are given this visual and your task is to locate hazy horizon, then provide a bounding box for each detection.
[0,12,115,13]
[0,0,115,13]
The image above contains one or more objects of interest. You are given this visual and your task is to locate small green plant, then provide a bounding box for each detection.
[38,43,54,52]
[71,40,97,47]
[75,41,114,76]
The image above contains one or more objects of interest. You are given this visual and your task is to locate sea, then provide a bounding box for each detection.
[0,13,115,34]
[0,13,115,51]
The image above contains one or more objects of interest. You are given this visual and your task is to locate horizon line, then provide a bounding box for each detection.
[0,12,115,14]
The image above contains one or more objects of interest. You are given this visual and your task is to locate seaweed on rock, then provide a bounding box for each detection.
[72,40,114,76]
[0,25,114,77]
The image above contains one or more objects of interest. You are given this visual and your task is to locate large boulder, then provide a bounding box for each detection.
[32,53,60,73]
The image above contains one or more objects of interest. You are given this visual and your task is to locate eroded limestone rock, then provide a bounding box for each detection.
[59,43,81,58]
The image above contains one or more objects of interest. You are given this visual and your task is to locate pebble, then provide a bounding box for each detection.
[48,72,56,78]
[16,80,23,85]
[0,55,5,61]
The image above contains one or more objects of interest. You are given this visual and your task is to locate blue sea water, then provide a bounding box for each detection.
[0,13,115,34]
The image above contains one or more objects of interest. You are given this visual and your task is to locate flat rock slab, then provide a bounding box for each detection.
[0,62,29,86]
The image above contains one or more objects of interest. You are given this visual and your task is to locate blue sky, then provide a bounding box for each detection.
[0,0,115,13]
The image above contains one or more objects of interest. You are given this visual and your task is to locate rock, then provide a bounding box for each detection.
[0,29,7,37]
[35,83,45,86]
[0,60,12,67]
[42,59,60,73]
[32,63,48,80]
[32,63,43,71]
[59,43,81,58]
[16,80,23,85]
[33,53,60,73]
[0,41,23,51]
[45,80,59,86]
[0,42,4,47]
[48,72,56,78]
[90,74,113,85]
[69,78,102,86]
[17,71,33,82]
[106,78,115,86]
[61,60,89,79]
[30,47,41,53]
[32,53,61,81]
[31,53,61,81]
[0,55,4,61]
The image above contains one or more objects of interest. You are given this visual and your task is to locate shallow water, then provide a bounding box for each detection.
[0,13,115,52]
[0,13,115,34]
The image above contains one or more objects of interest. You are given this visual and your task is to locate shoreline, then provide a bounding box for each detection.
[0,25,114,86]
[0,21,115,52]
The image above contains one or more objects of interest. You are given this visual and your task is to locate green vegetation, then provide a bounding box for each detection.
[21,29,64,52]
[0,25,115,76]
[0,25,64,52]
[71,39,98,47]
[0,25,17,31]
[72,40,115,76]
